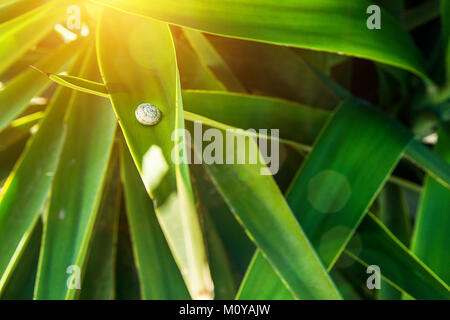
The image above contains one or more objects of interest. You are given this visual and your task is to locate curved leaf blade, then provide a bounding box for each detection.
[34,73,450,190]
[94,0,427,78]
[347,213,450,300]
[97,8,213,300]
[34,47,117,300]
[238,99,413,298]
[410,124,450,285]
[0,56,82,293]
[0,219,42,300]
[200,127,341,299]
[79,148,121,300]
[0,0,69,74]
[121,142,190,300]
[0,41,79,132]
[236,253,293,300]
[183,29,245,92]
[286,100,412,267]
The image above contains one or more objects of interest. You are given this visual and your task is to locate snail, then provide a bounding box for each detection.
[135,103,162,126]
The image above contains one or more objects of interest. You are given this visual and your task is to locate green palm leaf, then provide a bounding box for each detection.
[0,0,448,301]
[93,0,427,78]
[0,54,82,294]
[120,141,190,299]
[97,7,213,300]
[410,124,450,284]
[34,46,117,299]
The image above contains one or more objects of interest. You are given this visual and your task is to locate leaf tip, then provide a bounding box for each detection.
[29,65,51,77]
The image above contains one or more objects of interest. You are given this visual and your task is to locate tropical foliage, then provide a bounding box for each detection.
[0,0,449,300]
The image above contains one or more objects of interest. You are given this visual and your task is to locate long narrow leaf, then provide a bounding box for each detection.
[0,0,69,74]
[79,148,121,300]
[286,100,412,267]
[239,99,413,298]
[0,41,79,131]
[121,141,190,300]
[173,30,226,91]
[93,0,427,78]
[200,126,341,299]
[0,112,43,152]
[97,8,213,299]
[34,73,450,191]
[0,219,42,300]
[34,46,116,300]
[410,123,450,284]
[378,183,412,299]
[0,53,82,292]
[183,29,245,92]
[347,213,450,300]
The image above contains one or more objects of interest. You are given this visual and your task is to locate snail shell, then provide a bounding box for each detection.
[135,103,162,126]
